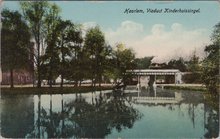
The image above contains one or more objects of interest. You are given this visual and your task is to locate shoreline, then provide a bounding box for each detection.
[163,86,206,92]
[1,83,207,95]
[1,86,113,95]
[157,84,206,92]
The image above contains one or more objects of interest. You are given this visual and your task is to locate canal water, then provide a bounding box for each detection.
[1,88,219,138]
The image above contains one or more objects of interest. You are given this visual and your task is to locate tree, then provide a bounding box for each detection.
[167,57,187,72]
[111,43,136,88]
[55,20,73,87]
[185,50,202,83]
[43,3,61,87]
[20,1,50,88]
[202,22,220,95]
[134,56,154,69]
[65,24,83,87]
[84,26,106,87]
[1,9,31,88]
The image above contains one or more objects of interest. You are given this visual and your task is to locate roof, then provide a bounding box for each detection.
[126,69,180,75]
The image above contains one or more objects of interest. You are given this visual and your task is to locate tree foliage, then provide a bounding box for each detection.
[4,2,140,88]
[202,22,220,95]
[1,9,31,88]
[184,51,202,83]
[134,56,154,69]
[20,1,50,87]
[84,26,106,86]
[110,43,136,87]
[41,3,61,87]
[167,57,187,72]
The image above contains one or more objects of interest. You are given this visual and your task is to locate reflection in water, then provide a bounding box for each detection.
[1,95,34,138]
[25,92,142,138]
[203,93,219,138]
[1,89,219,138]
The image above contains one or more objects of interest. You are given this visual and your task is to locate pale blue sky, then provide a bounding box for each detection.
[2,1,220,62]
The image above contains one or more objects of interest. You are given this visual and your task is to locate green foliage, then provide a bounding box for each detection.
[167,57,187,72]
[1,9,32,87]
[183,50,202,83]
[20,1,51,87]
[134,56,154,69]
[41,3,61,87]
[84,26,107,86]
[201,22,220,95]
[1,9,31,70]
[110,43,136,86]
[5,2,138,88]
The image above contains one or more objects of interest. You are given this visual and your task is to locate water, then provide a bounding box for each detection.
[1,88,219,138]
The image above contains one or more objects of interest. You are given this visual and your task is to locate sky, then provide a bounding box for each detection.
[2,1,220,62]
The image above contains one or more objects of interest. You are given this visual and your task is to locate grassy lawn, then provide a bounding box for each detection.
[1,86,113,95]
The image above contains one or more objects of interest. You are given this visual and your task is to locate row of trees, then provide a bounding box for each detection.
[1,1,219,95]
[2,2,137,88]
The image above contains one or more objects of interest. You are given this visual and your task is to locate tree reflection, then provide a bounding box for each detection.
[27,92,142,138]
[203,93,219,138]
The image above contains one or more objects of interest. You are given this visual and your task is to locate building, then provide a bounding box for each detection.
[126,69,183,85]
[1,69,33,85]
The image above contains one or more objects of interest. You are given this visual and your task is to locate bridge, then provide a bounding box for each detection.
[126,69,182,85]
[126,69,180,75]
[132,92,183,104]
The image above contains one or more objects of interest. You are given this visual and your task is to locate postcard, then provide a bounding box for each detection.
[1,1,219,138]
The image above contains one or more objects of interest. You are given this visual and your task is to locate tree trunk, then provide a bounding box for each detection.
[49,51,54,88]
[48,65,52,87]
[37,62,41,88]
[99,74,101,87]
[60,40,64,88]
[49,69,52,88]
[74,80,78,87]
[32,70,35,87]
[99,78,101,87]
[37,30,41,88]
[61,74,64,87]
[79,80,82,87]
[10,69,14,88]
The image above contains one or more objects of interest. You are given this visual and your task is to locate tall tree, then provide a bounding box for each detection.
[84,26,106,87]
[43,3,61,87]
[202,22,220,95]
[20,1,50,88]
[65,24,83,87]
[111,43,136,88]
[1,9,31,88]
[186,50,202,83]
[55,20,73,87]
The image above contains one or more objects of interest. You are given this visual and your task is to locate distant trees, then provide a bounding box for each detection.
[167,57,187,72]
[1,9,31,88]
[184,51,202,83]
[134,56,154,69]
